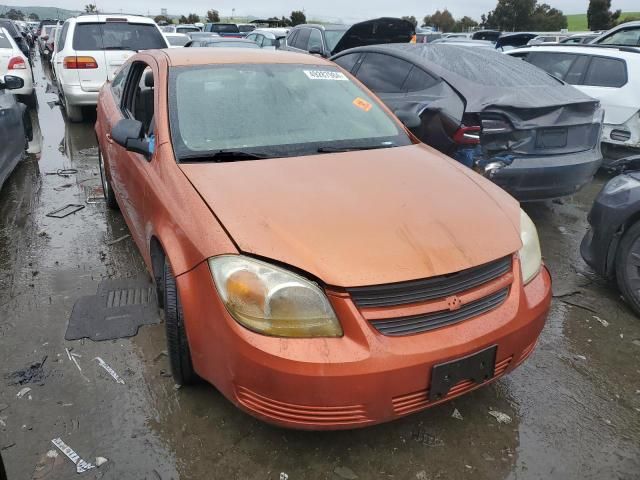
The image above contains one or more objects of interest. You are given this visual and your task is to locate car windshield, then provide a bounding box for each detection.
[72,22,167,50]
[176,26,200,33]
[599,27,640,46]
[325,29,347,52]
[238,25,255,33]
[169,63,411,160]
[167,35,189,46]
[212,24,240,33]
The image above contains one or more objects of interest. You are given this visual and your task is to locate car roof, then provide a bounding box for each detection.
[75,14,156,24]
[508,44,640,60]
[293,23,349,31]
[252,28,288,36]
[161,48,333,67]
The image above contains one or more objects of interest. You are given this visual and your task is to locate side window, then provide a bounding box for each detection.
[57,21,69,51]
[286,30,298,48]
[308,28,323,51]
[111,63,131,106]
[583,57,627,87]
[526,52,578,80]
[255,34,264,47]
[403,67,438,92]
[599,28,640,47]
[333,53,361,73]
[123,63,155,138]
[356,53,413,93]
[564,55,590,85]
[293,28,311,50]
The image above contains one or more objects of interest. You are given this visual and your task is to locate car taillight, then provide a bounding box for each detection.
[453,125,481,145]
[63,56,98,69]
[8,56,26,70]
[410,34,417,44]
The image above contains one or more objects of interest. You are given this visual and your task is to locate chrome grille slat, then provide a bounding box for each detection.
[348,256,512,308]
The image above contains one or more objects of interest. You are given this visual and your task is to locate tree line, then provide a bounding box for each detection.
[0,8,40,20]
[418,0,638,33]
[153,9,307,27]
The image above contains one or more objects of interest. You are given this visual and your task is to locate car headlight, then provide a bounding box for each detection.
[519,209,542,285]
[208,255,342,338]
[602,175,640,196]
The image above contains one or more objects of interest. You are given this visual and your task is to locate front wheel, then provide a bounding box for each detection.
[98,147,118,210]
[163,259,198,385]
[615,221,640,316]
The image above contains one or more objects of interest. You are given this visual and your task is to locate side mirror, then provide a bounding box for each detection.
[0,75,25,91]
[309,45,325,57]
[395,110,422,129]
[112,119,150,156]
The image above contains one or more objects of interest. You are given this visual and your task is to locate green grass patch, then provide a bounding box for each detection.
[566,12,640,31]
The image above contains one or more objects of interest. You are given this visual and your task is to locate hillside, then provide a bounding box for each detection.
[0,4,80,20]
[566,12,640,31]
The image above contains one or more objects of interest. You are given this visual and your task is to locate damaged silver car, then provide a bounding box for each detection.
[332,44,604,201]
[0,75,31,191]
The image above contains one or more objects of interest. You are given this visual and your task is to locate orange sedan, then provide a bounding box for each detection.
[95,49,551,430]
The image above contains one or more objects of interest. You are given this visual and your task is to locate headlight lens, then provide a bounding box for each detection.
[208,255,342,338]
[519,209,542,285]
[602,175,640,196]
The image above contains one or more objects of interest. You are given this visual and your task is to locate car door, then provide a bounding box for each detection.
[0,89,25,190]
[103,60,157,249]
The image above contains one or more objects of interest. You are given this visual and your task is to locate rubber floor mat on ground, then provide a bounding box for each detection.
[66,278,160,341]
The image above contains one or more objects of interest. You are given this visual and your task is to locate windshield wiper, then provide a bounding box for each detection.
[180,150,272,162]
[317,144,396,153]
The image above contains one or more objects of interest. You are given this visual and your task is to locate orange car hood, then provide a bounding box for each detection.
[179,145,522,287]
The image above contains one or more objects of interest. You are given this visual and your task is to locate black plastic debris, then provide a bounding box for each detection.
[46,204,85,218]
[5,356,48,386]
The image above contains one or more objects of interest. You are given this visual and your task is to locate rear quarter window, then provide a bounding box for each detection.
[0,31,11,49]
[583,57,627,87]
[73,22,167,51]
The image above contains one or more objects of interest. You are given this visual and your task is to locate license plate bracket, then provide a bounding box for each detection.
[429,345,497,401]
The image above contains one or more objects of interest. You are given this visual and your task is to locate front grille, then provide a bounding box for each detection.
[392,356,513,416]
[347,256,512,308]
[370,288,509,336]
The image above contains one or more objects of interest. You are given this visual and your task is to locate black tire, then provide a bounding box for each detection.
[98,147,119,210]
[163,259,198,385]
[615,221,640,316]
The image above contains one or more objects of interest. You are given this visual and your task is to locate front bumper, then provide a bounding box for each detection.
[61,84,99,107]
[491,149,602,201]
[177,260,552,430]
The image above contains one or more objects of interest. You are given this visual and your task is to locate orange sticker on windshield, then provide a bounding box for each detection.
[353,97,373,112]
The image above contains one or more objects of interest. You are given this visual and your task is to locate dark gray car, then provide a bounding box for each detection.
[0,75,30,191]
[332,43,604,201]
[284,18,415,58]
[582,155,640,316]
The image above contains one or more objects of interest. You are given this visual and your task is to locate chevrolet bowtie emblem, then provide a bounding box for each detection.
[446,296,463,311]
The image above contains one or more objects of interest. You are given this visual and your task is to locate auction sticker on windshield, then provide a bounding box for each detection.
[304,70,348,81]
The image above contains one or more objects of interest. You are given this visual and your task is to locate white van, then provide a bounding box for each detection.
[53,14,168,122]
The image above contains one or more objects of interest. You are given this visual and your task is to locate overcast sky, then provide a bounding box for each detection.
[7,0,640,22]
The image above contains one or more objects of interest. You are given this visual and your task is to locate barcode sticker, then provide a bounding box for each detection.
[303,70,348,81]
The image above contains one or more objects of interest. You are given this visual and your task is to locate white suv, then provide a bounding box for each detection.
[52,14,168,122]
[508,45,640,160]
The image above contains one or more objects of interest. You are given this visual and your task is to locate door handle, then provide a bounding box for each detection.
[106,133,113,144]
